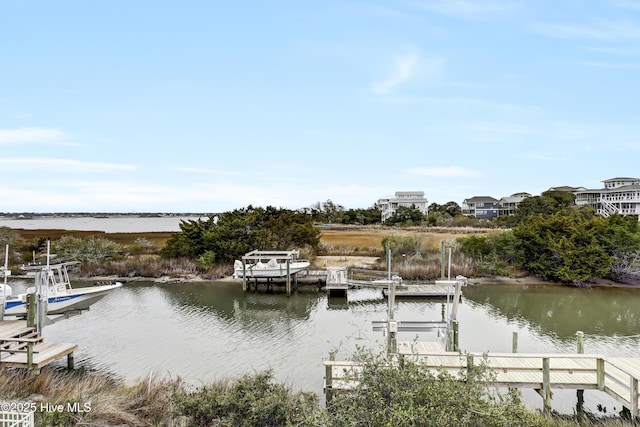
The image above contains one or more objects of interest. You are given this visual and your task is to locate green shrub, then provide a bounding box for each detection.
[173,371,319,427]
[326,349,552,427]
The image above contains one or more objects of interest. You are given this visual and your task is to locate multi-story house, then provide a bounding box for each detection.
[461,196,500,219]
[574,177,640,220]
[376,191,429,223]
[497,193,531,216]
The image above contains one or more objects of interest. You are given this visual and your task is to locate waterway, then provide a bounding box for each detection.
[3,217,640,415]
[0,216,205,232]
[4,279,633,416]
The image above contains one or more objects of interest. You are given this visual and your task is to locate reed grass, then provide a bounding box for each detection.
[0,368,181,426]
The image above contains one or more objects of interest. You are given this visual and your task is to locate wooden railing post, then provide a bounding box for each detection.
[512,331,518,353]
[576,331,585,418]
[324,365,333,404]
[286,260,291,296]
[452,320,459,352]
[542,357,551,414]
[597,358,605,391]
[26,293,36,328]
[630,377,638,418]
[27,342,33,369]
[576,331,584,354]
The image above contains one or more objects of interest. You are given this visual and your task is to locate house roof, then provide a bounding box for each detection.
[463,196,499,203]
[603,177,640,182]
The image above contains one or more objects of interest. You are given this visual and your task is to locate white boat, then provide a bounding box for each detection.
[233,258,310,279]
[2,261,123,318]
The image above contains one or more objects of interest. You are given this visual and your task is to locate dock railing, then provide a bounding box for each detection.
[0,410,34,427]
[324,352,640,415]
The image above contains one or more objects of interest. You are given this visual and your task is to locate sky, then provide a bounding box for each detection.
[1,1,639,213]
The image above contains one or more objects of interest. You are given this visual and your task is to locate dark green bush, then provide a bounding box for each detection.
[173,371,319,426]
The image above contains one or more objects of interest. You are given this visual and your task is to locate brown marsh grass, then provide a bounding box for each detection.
[0,368,181,426]
[319,226,492,279]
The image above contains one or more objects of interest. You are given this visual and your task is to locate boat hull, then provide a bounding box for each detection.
[234,261,310,279]
[3,282,122,318]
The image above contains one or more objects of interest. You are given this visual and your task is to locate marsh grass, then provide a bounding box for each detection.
[0,362,633,426]
[0,368,181,426]
[320,229,481,279]
[78,256,199,279]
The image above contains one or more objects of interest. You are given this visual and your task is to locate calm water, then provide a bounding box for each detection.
[9,279,636,415]
[0,216,206,232]
[4,217,640,414]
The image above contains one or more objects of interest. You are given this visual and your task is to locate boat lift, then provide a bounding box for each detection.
[372,245,467,353]
[239,250,304,296]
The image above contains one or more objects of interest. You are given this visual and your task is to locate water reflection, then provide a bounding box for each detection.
[464,283,640,341]
[32,279,640,414]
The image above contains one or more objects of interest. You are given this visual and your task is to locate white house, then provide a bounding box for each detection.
[376,191,429,223]
[574,177,640,220]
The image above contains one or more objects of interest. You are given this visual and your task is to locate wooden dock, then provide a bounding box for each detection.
[0,320,76,370]
[382,283,458,298]
[325,345,640,416]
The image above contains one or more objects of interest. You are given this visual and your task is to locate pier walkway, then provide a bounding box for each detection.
[0,320,76,370]
[324,347,640,416]
[325,266,466,299]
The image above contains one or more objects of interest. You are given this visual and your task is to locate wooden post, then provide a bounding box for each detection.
[452,320,459,352]
[597,358,605,390]
[325,354,334,404]
[451,281,462,321]
[466,354,474,374]
[68,352,75,370]
[542,357,551,414]
[26,293,36,328]
[440,241,445,279]
[242,261,247,292]
[286,260,291,296]
[576,331,584,417]
[630,377,638,418]
[576,331,584,354]
[512,331,518,353]
[27,342,33,369]
[386,275,397,355]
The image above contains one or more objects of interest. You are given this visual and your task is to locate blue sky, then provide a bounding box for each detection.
[1,1,639,213]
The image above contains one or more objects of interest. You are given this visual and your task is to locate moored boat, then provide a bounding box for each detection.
[3,261,122,318]
[233,258,310,279]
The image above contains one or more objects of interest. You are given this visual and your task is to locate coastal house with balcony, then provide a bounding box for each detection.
[461,196,500,219]
[497,192,531,216]
[462,193,531,219]
[574,177,640,220]
[376,191,428,223]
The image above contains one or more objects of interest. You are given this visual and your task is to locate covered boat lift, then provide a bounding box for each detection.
[239,250,306,296]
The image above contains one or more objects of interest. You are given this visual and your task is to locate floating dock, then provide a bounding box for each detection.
[0,320,76,370]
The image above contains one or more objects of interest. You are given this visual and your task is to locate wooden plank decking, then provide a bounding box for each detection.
[325,344,640,416]
[0,320,76,370]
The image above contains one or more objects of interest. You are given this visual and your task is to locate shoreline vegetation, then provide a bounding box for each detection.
[2,225,640,425]
[6,225,640,289]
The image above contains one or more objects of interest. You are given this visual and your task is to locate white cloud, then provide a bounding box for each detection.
[372,51,445,95]
[0,127,72,145]
[611,0,640,10]
[534,20,640,40]
[582,60,640,69]
[0,157,135,172]
[372,52,420,94]
[414,0,520,20]
[587,46,640,56]
[408,166,479,177]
